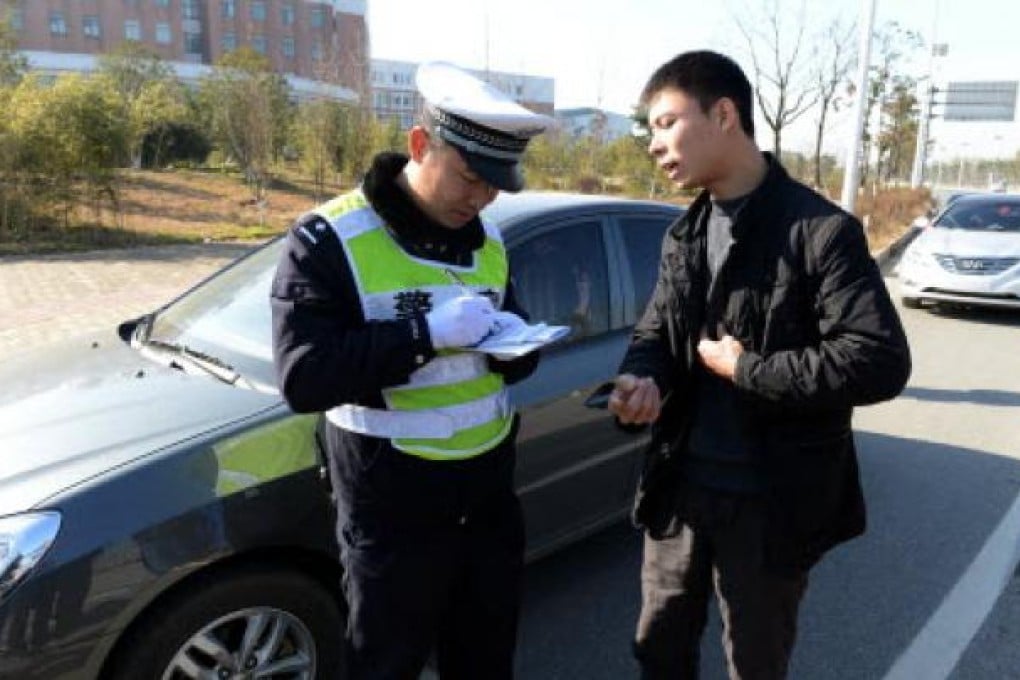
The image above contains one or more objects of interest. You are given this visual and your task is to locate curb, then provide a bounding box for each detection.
[874,225,921,274]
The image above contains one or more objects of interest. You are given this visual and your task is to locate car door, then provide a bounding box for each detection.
[611,209,682,324]
[507,211,645,557]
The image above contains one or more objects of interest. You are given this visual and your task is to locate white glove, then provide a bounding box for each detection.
[425,295,495,349]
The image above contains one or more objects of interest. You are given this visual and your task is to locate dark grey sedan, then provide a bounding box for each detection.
[0,192,681,679]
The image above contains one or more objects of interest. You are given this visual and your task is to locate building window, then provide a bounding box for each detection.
[282,37,295,58]
[252,35,267,54]
[154,0,170,7]
[310,8,326,28]
[182,0,200,20]
[221,0,235,19]
[184,31,202,54]
[11,9,24,31]
[155,22,172,44]
[49,12,68,37]
[310,43,322,61]
[221,32,236,52]
[83,15,101,39]
[251,1,266,22]
[281,4,295,25]
[124,19,141,41]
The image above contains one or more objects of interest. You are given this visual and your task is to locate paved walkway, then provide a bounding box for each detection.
[0,229,910,363]
[0,242,260,360]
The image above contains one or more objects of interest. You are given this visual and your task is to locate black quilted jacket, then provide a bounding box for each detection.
[620,154,911,573]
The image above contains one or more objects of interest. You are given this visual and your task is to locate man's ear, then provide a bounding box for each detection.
[408,126,431,162]
[714,98,739,133]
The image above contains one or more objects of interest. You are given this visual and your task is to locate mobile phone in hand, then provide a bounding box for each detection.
[584,381,616,409]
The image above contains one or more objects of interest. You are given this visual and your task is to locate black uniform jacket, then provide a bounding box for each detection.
[620,154,911,573]
[270,152,538,430]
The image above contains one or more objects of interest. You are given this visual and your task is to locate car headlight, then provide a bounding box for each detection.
[903,248,932,267]
[0,512,62,602]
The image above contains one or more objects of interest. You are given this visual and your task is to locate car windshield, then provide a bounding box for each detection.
[936,200,1020,232]
[145,238,285,388]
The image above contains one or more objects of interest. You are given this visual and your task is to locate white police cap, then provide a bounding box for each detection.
[416,61,553,192]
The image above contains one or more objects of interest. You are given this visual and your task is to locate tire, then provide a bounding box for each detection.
[901,296,922,309]
[106,565,345,679]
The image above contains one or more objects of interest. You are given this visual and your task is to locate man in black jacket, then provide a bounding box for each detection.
[608,51,911,679]
[271,62,550,679]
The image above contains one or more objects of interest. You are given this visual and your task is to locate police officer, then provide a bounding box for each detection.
[271,62,552,680]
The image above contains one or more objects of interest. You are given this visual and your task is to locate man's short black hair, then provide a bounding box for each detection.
[639,50,755,138]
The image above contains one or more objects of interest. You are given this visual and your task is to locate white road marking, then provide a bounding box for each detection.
[882,490,1020,680]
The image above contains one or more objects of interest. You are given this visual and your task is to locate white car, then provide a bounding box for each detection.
[897,194,1020,309]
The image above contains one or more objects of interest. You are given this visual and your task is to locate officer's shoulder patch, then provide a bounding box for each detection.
[293,214,332,247]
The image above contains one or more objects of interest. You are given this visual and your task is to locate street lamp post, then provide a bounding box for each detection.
[957,142,970,187]
[934,146,945,186]
[910,4,946,188]
[840,0,878,213]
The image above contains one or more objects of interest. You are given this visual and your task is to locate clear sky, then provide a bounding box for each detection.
[366,0,1020,160]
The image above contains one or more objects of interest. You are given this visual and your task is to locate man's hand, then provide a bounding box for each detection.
[607,373,661,425]
[425,295,495,349]
[697,335,744,381]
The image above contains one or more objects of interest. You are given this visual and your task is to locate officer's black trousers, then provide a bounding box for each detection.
[325,422,524,680]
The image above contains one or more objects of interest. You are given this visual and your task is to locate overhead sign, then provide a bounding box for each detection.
[942,81,1017,122]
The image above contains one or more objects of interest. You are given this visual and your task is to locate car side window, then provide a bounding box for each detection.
[618,215,673,314]
[510,220,609,343]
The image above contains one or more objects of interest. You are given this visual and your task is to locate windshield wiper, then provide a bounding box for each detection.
[135,338,257,390]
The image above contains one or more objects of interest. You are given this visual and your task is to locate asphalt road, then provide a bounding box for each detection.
[5,237,1018,679]
[513,269,1020,679]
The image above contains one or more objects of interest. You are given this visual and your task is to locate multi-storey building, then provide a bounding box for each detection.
[370,58,554,130]
[7,0,368,102]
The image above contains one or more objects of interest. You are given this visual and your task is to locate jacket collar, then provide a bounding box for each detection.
[673,152,788,242]
[362,152,486,263]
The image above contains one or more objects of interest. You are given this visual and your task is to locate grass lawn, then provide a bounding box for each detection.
[0,166,346,256]
[0,166,926,256]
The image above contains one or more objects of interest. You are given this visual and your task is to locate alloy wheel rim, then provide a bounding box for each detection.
[161,606,316,679]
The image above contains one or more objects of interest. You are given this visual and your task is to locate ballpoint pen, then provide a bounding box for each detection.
[444,267,506,344]
[444,267,473,295]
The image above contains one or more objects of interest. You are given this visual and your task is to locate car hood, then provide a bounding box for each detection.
[914,228,1020,257]
[0,331,281,516]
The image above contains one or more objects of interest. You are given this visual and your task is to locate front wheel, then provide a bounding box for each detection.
[106,565,345,679]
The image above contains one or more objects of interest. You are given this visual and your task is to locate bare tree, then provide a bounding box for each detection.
[735,0,819,158]
[877,78,919,183]
[199,49,292,204]
[811,18,856,189]
[854,22,922,190]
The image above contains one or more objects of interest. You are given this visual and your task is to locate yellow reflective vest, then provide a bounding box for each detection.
[316,190,514,460]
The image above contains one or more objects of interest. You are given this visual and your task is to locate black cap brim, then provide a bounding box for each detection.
[451,144,525,193]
